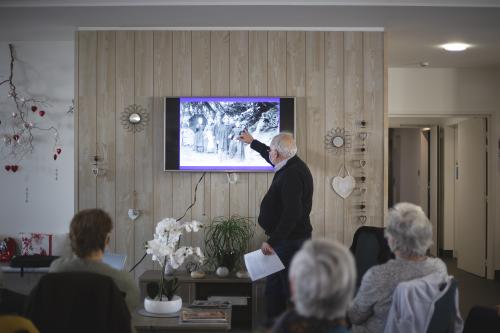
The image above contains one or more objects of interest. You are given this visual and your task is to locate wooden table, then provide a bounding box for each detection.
[139,271,266,329]
[132,307,231,333]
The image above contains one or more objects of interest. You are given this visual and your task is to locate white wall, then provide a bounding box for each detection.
[0,42,74,245]
[389,67,500,276]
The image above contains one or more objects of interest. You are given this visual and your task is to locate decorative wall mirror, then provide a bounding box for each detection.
[121,104,149,132]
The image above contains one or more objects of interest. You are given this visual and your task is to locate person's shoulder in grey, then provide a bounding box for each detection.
[49,255,139,310]
[349,203,448,333]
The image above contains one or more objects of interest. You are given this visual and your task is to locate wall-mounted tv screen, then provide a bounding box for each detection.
[165,97,295,172]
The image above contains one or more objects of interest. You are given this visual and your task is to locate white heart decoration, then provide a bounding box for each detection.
[332,175,356,199]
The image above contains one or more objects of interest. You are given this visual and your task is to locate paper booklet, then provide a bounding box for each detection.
[181,309,228,323]
[244,249,285,282]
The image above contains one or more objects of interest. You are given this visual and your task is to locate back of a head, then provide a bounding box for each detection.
[270,133,297,159]
[70,209,112,258]
[289,239,356,321]
[386,202,433,257]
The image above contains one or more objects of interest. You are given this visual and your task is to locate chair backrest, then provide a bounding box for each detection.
[426,278,458,333]
[463,306,500,333]
[24,272,131,333]
[350,226,394,287]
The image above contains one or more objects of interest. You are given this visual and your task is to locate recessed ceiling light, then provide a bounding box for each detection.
[441,43,471,52]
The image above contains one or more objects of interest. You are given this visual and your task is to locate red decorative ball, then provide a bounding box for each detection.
[39,110,46,117]
[31,106,38,112]
[13,134,19,141]
[53,154,58,160]
[5,165,11,171]
[11,165,18,172]
[56,148,62,154]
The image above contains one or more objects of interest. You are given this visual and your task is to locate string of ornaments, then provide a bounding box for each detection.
[0,44,61,173]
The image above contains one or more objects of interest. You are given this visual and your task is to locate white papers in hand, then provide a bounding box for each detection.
[244,249,285,282]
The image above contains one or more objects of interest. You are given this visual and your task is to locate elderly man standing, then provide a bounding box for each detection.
[239,130,314,326]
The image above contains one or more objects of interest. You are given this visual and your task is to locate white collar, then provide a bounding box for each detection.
[274,156,292,172]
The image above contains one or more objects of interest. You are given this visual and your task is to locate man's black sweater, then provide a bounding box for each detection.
[250,139,313,246]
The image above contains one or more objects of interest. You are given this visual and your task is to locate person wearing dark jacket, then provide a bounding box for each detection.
[239,130,313,326]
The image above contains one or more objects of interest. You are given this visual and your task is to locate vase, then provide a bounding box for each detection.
[144,295,182,314]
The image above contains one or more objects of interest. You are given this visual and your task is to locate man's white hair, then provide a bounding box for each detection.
[385,202,433,257]
[289,239,356,320]
[270,132,297,159]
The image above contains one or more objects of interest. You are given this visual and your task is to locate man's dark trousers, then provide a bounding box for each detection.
[264,238,308,326]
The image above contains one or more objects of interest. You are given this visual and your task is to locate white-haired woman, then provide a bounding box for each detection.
[348,202,447,333]
[271,239,356,333]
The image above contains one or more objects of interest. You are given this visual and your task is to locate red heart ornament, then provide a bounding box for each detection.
[39,110,46,117]
[11,165,18,172]
[53,154,58,160]
[56,148,62,154]
[5,165,11,171]
[31,106,37,112]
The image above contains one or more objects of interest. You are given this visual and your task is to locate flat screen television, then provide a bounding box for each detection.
[164,97,295,172]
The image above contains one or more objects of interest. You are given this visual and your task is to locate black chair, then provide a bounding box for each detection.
[426,278,458,333]
[463,305,500,333]
[350,226,394,287]
[24,272,131,333]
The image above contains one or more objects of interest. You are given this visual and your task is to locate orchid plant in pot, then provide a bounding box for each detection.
[144,217,204,314]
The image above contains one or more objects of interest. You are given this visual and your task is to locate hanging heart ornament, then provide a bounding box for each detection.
[331,165,356,199]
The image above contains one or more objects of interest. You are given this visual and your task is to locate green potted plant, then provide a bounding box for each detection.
[204,215,254,276]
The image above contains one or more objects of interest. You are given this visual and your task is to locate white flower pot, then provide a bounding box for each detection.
[216,266,229,277]
[144,295,182,314]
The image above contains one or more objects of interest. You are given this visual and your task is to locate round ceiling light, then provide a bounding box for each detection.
[440,42,471,52]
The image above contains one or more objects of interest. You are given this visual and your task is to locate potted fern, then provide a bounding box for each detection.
[204,215,254,276]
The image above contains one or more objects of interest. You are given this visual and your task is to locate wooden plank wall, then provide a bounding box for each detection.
[76,30,385,279]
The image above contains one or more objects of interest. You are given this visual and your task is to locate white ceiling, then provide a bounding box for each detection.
[1,1,500,68]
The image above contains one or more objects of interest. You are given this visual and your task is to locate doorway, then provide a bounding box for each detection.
[388,116,488,277]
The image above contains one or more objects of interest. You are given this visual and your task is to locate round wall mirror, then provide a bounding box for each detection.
[129,113,141,124]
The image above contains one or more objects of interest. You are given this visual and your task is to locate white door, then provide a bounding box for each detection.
[455,118,486,277]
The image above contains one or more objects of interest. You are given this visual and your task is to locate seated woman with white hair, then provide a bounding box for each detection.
[348,202,447,333]
[271,239,356,333]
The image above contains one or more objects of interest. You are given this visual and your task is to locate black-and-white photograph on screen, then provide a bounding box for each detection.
[179,97,280,171]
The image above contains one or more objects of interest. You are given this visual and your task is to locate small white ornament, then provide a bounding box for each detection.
[236,270,249,279]
[190,271,206,279]
[216,266,229,277]
[128,208,140,221]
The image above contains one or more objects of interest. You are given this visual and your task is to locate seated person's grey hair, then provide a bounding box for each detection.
[270,133,297,159]
[385,202,433,257]
[289,239,356,320]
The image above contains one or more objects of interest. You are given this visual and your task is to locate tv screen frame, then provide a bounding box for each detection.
[164,96,295,172]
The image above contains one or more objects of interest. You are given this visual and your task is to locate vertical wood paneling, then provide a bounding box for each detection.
[78,30,385,260]
[287,32,306,158]
[78,31,97,210]
[267,31,287,187]
[268,31,286,97]
[364,32,384,227]
[172,31,193,247]
[229,31,250,218]
[96,31,116,250]
[153,31,173,228]
[191,30,211,248]
[134,31,154,279]
[115,31,135,271]
[249,31,269,249]
[325,32,345,242]
[210,31,230,218]
[249,32,267,97]
[344,32,364,244]
[306,32,326,238]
